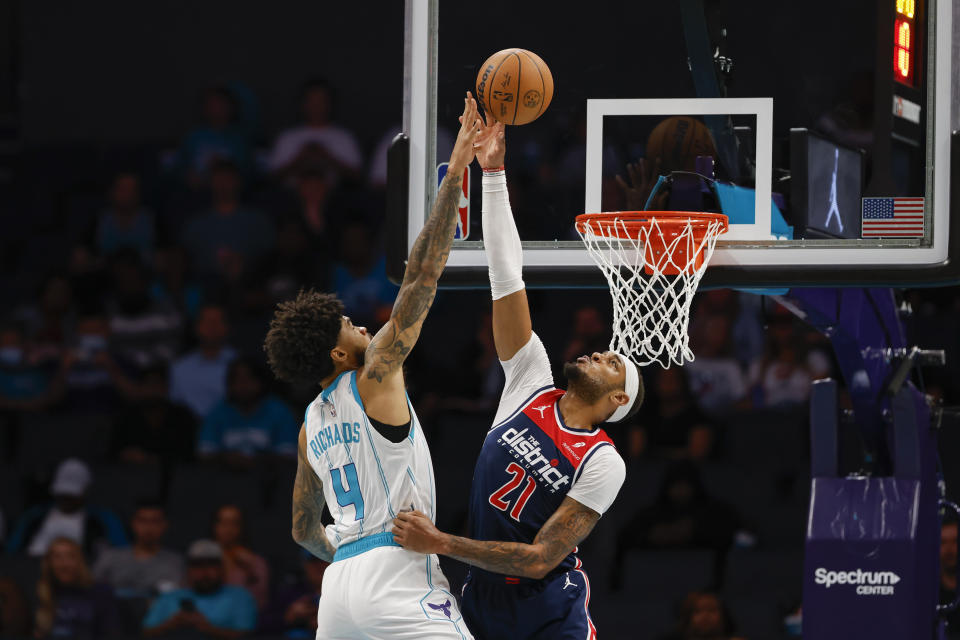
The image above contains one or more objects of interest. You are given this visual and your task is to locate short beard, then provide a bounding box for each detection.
[562,362,609,404]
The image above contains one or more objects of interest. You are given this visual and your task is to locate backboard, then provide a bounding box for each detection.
[389,0,958,289]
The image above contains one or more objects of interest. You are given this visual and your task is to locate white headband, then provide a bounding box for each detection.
[608,352,639,423]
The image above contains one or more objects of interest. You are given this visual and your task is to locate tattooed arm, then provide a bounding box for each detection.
[357,93,481,424]
[392,497,600,579]
[291,425,336,561]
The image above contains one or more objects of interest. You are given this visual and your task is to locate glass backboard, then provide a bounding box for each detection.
[389,0,957,289]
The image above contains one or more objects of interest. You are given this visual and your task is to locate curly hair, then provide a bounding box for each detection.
[264,290,344,386]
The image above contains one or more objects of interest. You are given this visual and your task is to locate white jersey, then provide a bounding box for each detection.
[303,370,436,549]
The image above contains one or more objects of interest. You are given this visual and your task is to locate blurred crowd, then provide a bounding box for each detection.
[1,76,959,640]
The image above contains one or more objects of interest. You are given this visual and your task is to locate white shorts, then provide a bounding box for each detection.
[316,544,473,640]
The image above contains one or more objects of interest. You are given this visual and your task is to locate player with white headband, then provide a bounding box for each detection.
[393,113,642,640]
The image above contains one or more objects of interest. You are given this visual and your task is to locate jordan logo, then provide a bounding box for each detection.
[825,148,844,233]
[532,405,550,418]
[562,573,576,590]
[427,600,452,618]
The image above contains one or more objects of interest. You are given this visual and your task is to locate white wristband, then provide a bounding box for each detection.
[481,170,525,300]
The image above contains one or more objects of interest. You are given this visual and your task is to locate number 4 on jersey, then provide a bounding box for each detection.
[331,463,365,521]
[488,462,536,521]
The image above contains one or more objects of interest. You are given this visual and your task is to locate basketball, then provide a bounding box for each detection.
[475,48,553,126]
[645,116,717,173]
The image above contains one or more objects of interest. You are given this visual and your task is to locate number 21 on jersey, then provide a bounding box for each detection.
[331,463,365,521]
[488,463,536,521]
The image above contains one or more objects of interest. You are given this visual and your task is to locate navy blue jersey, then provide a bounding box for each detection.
[467,386,617,581]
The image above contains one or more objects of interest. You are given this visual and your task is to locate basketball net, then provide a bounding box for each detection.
[575,212,727,368]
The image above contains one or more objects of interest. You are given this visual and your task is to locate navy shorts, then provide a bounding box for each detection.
[461,568,597,640]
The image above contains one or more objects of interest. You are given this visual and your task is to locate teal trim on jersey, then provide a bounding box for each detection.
[332,531,398,562]
[303,401,313,429]
[419,556,466,637]
[348,370,364,407]
[321,371,350,402]
[303,400,341,543]
[357,400,397,519]
[406,467,418,486]
[405,393,416,443]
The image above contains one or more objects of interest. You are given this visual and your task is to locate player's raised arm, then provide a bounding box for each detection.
[359,94,481,394]
[476,115,532,361]
[393,496,599,580]
[291,425,336,562]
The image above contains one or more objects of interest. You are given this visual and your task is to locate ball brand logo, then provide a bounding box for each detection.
[477,64,494,100]
[523,89,541,108]
[814,567,901,596]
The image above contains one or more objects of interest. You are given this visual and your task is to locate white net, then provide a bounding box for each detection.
[576,214,726,368]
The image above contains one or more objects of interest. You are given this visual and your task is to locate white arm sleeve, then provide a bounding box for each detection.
[482,170,525,300]
[493,332,554,425]
[566,446,626,516]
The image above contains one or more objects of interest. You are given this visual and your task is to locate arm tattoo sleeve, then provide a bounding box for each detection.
[292,432,336,562]
[441,497,600,579]
[364,173,463,382]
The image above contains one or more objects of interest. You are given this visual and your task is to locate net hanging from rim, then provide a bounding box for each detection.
[575,211,728,368]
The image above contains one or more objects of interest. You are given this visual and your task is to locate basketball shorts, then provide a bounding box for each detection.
[461,568,597,640]
[316,533,473,640]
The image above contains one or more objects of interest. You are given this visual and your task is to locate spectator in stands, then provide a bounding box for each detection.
[181,160,276,287]
[211,505,270,610]
[106,250,183,373]
[611,460,740,590]
[151,247,204,321]
[259,212,330,306]
[684,314,748,415]
[659,591,745,640]
[259,551,327,637]
[16,274,74,368]
[197,357,298,463]
[0,321,67,412]
[746,322,813,409]
[175,85,252,187]
[634,367,717,461]
[93,501,184,599]
[170,304,236,419]
[691,290,766,368]
[331,222,395,328]
[0,576,29,637]
[110,364,196,468]
[268,78,363,184]
[142,539,257,638]
[95,172,156,262]
[747,305,826,409]
[292,168,334,239]
[6,458,128,557]
[561,306,610,364]
[61,310,119,410]
[34,537,123,639]
[942,521,959,637]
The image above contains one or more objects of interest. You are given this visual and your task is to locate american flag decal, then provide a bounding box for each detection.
[861,197,924,238]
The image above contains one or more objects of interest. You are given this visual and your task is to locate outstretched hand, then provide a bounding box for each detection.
[472,112,506,170]
[449,92,482,173]
[615,157,661,211]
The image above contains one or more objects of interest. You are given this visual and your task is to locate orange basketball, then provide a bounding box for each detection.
[475,48,553,126]
[645,116,717,173]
